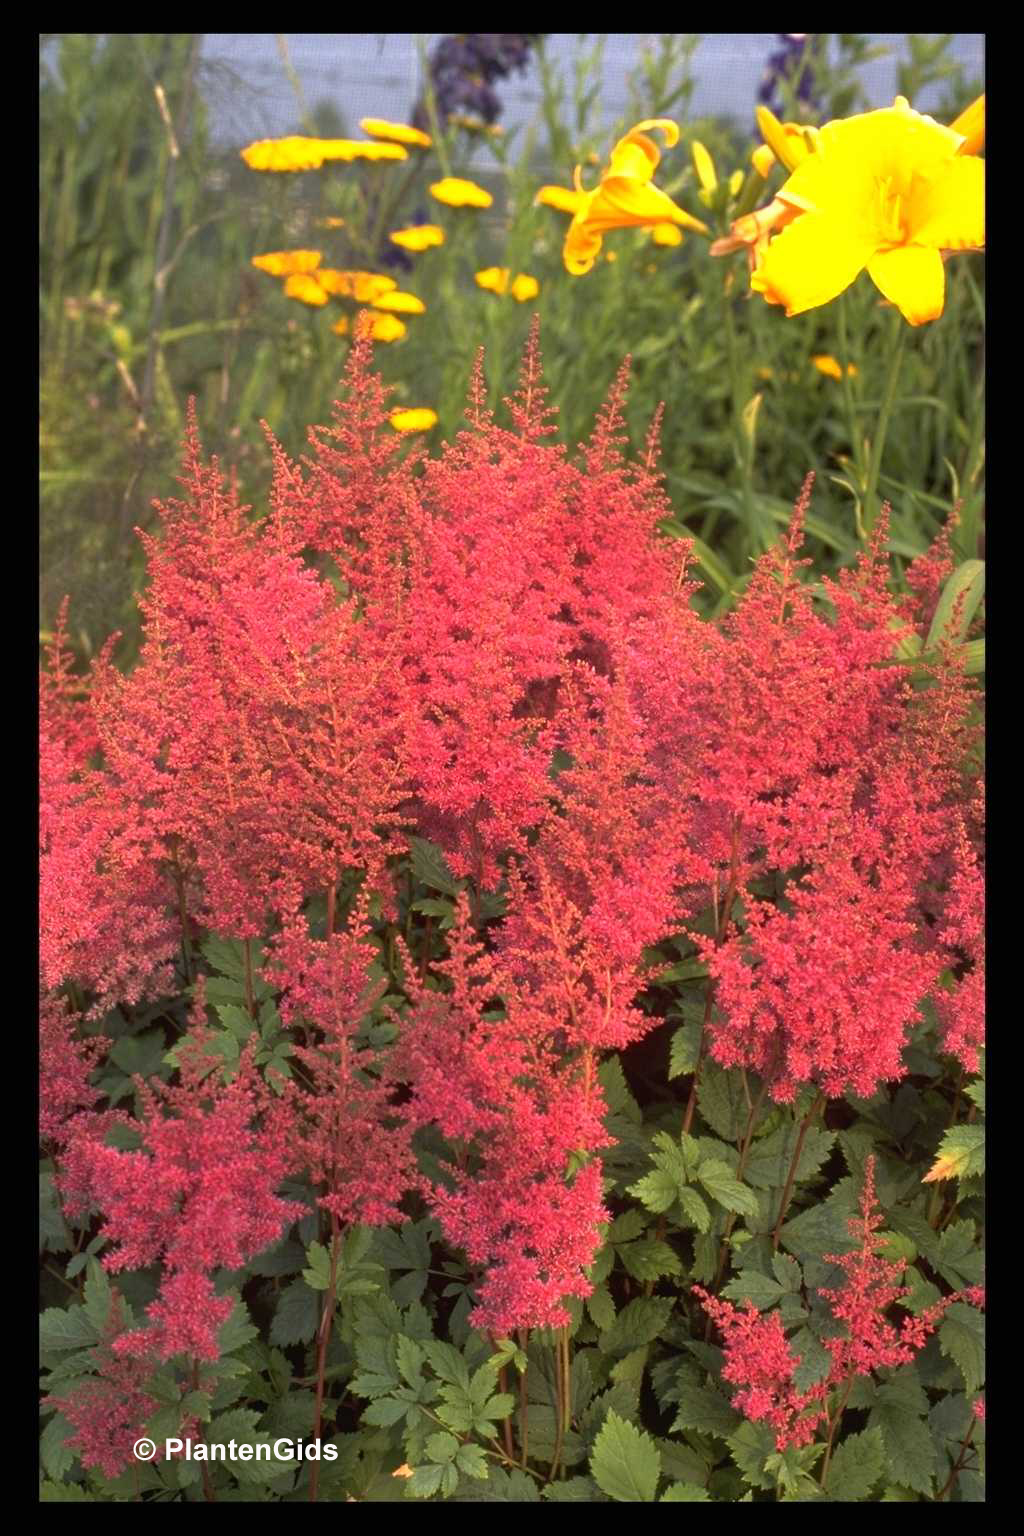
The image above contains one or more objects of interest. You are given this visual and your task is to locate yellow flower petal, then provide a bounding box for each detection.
[475,267,510,294]
[811,354,858,380]
[728,169,745,198]
[692,140,717,193]
[251,250,323,277]
[949,93,985,156]
[751,144,777,178]
[905,155,985,250]
[867,244,946,326]
[318,138,408,162]
[429,177,493,208]
[750,212,877,316]
[389,408,438,432]
[536,184,587,215]
[359,117,432,148]
[353,310,406,342]
[388,224,445,251]
[596,176,709,235]
[241,136,327,172]
[510,273,539,302]
[371,290,426,315]
[283,273,329,306]
[651,222,683,246]
[755,107,811,173]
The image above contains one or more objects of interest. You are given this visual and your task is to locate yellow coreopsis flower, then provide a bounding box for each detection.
[811,354,859,380]
[360,117,433,148]
[371,291,426,315]
[316,271,397,302]
[747,96,985,325]
[535,184,587,215]
[429,177,493,208]
[251,250,323,277]
[562,118,709,276]
[334,311,407,342]
[241,136,407,170]
[284,273,329,306]
[510,274,539,302]
[389,408,438,432]
[475,266,510,293]
[389,224,445,252]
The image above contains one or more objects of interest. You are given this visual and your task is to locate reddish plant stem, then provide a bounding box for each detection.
[684,814,743,1136]
[243,936,255,1019]
[191,1357,216,1502]
[819,1372,855,1490]
[772,1091,826,1251]
[936,1414,979,1501]
[517,1328,530,1468]
[310,1213,342,1503]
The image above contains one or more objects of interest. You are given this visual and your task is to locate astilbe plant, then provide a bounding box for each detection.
[694,494,983,1103]
[694,1158,985,1461]
[58,994,304,1362]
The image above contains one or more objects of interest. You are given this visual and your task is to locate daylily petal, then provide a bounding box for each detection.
[597,176,709,234]
[950,93,985,155]
[751,212,877,316]
[536,184,586,215]
[905,155,985,250]
[692,140,717,193]
[564,218,604,275]
[867,245,945,326]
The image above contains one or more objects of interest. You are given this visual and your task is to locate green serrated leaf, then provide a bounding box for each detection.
[824,1427,886,1501]
[938,1303,985,1395]
[591,1409,661,1503]
[599,1297,674,1357]
[698,1159,760,1217]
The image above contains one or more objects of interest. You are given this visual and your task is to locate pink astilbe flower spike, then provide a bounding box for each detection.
[59,993,305,1361]
[269,895,420,1228]
[47,1293,164,1479]
[695,1157,985,1451]
[39,991,109,1144]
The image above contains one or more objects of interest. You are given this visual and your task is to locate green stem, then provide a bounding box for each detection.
[835,291,864,486]
[310,1218,342,1502]
[862,314,907,535]
[721,271,757,535]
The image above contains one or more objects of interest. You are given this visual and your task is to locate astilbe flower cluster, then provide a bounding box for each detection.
[695,495,983,1101]
[39,990,108,1145]
[269,895,420,1229]
[58,997,305,1361]
[694,1158,985,1451]
[40,330,983,1339]
[47,1294,164,1480]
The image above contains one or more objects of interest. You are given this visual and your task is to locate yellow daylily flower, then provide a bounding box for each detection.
[283,273,329,306]
[563,118,709,276]
[536,184,587,215]
[755,107,819,173]
[251,250,322,277]
[389,408,438,432]
[429,177,493,208]
[651,223,684,247]
[950,93,985,156]
[359,117,432,148]
[371,290,426,315]
[811,354,859,380]
[389,224,445,252]
[751,144,777,179]
[748,96,985,325]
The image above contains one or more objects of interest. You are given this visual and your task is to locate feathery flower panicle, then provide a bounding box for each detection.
[47,1294,164,1479]
[696,493,982,1102]
[269,897,419,1229]
[39,992,109,1144]
[59,1008,304,1362]
[696,1158,984,1450]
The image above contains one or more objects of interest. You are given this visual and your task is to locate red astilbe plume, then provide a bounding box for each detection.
[695,1157,984,1452]
[47,1292,164,1480]
[59,990,304,1361]
[696,494,981,1102]
[40,652,178,1013]
[265,330,426,613]
[398,894,612,1334]
[40,598,100,769]
[39,990,109,1144]
[269,895,419,1228]
[933,804,984,1071]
